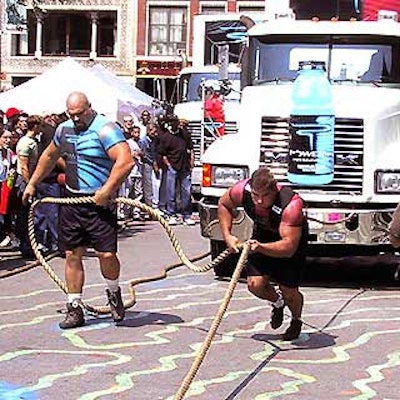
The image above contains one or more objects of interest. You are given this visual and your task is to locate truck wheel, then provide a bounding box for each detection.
[211,240,247,279]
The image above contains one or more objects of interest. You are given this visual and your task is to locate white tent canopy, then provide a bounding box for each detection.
[90,64,155,113]
[0,58,157,122]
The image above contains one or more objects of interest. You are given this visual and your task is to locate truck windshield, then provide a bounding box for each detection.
[250,35,400,84]
[178,72,241,102]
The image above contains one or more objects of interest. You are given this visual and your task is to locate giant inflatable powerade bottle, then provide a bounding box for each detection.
[288,60,335,185]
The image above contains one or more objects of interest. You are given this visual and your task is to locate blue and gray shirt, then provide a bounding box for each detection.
[53,114,125,193]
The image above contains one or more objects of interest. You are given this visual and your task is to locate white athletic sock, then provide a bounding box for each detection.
[271,291,284,308]
[105,278,120,292]
[68,293,82,304]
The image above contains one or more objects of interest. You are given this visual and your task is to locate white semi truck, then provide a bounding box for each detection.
[174,64,241,196]
[199,13,400,265]
[173,13,265,196]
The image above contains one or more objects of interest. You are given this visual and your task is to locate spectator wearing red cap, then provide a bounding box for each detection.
[4,107,21,131]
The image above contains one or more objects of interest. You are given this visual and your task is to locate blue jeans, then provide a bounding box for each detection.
[166,166,192,219]
[35,181,61,249]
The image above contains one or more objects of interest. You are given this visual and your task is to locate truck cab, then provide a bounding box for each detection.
[199,16,400,261]
[174,65,241,196]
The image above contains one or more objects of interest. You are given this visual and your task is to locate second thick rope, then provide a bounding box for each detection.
[28,196,233,315]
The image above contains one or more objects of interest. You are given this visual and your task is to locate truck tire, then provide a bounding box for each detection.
[211,240,247,279]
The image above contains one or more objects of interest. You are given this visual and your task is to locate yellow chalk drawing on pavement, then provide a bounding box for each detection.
[0,314,59,330]
[77,322,269,399]
[351,350,400,400]
[0,348,130,398]
[62,323,178,349]
[269,328,400,365]
[159,367,316,399]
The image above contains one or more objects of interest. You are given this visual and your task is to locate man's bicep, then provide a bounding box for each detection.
[282,197,304,226]
[18,155,29,166]
[219,189,237,209]
[43,141,62,161]
[107,141,131,163]
[279,224,302,247]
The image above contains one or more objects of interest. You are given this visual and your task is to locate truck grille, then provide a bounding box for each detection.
[260,116,364,194]
[188,120,239,165]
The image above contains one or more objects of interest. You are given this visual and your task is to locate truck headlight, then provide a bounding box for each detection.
[202,164,249,187]
[375,170,400,193]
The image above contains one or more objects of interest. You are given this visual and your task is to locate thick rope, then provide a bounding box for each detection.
[28,196,233,314]
[28,196,249,398]
[0,251,59,279]
[174,242,250,400]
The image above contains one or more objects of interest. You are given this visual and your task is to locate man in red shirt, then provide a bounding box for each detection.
[218,167,308,340]
[204,86,225,137]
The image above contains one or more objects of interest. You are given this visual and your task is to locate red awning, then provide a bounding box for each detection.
[363,0,400,20]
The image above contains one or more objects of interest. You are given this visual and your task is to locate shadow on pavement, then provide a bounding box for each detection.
[109,310,183,328]
[302,255,400,289]
[252,331,337,350]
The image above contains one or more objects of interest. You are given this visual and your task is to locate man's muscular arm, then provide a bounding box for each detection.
[22,142,61,204]
[218,190,241,253]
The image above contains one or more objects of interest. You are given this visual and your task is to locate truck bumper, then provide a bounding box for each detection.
[191,166,202,195]
[199,197,254,242]
[199,197,395,246]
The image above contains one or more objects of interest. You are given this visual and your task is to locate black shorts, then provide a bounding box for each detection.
[246,252,305,288]
[59,198,118,253]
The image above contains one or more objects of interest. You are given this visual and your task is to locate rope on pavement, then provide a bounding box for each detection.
[28,196,234,315]
[174,242,250,400]
[0,251,59,279]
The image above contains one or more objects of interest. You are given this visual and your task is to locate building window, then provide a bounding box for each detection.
[200,5,226,14]
[10,33,27,56]
[149,7,187,56]
[98,16,116,56]
[238,6,265,13]
[26,11,117,57]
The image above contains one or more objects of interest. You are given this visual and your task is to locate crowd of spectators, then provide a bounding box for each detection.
[116,109,197,225]
[0,107,197,260]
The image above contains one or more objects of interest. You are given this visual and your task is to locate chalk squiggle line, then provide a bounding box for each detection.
[0,315,59,331]
[351,350,400,400]
[304,307,400,318]
[0,348,130,399]
[254,368,316,400]
[0,289,60,300]
[161,367,316,399]
[0,275,218,301]
[0,299,262,334]
[268,328,400,365]
[179,305,266,328]
[0,285,239,317]
[305,294,400,306]
[77,322,268,399]
[150,299,263,314]
[62,324,178,349]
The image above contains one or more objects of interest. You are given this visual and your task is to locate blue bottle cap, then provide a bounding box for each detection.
[299,60,326,71]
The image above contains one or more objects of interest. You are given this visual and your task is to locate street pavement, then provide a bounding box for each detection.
[1,219,400,400]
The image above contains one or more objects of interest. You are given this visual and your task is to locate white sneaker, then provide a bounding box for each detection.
[167,216,182,226]
[184,217,196,226]
[0,236,11,247]
[117,212,125,220]
[10,238,20,248]
[37,243,49,252]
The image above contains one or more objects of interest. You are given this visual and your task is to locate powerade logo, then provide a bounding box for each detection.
[288,114,334,176]
[289,149,332,159]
